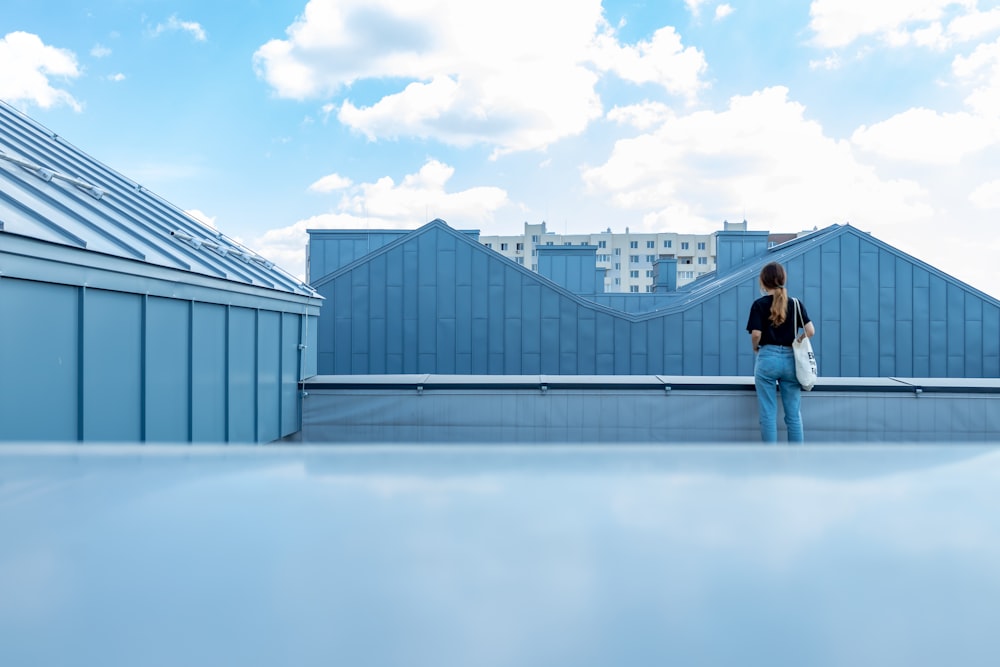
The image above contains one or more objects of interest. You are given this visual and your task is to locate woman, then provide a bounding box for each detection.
[746,262,816,443]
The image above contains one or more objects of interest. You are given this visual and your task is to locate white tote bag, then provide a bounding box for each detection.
[792,298,817,391]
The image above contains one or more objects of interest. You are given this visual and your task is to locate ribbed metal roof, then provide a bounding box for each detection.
[0,101,316,297]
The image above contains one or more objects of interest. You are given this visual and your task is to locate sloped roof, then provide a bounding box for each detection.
[677,223,1000,309]
[315,218,1000,323]
[312,218,655,322]
[0,101,316,297]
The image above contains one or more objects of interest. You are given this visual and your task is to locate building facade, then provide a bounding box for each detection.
[478,220,802,293]
[0,102,322,443]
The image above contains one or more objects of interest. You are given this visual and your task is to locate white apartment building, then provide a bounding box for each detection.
[479,221,724,293]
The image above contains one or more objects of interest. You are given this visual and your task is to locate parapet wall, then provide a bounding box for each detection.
[296,375,1000,443]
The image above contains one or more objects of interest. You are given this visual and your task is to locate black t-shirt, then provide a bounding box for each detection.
[746,295,811,347]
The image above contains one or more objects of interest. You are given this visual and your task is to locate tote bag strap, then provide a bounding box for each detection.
[793,298,803,334]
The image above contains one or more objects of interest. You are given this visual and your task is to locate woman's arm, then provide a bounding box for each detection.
[797,321,816,343]
[750,329,762,353]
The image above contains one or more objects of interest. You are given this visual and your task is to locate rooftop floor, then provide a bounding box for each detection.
[1,443,998,666]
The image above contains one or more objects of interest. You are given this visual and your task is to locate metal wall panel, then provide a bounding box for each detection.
[281,313,301,437]
[256,310,281,444]
[145,296,191,442]
[82,288,142,441]
[985,303,1000,377]
[0,278,78,440]
[192,302,227,442]
[228,307,257,442]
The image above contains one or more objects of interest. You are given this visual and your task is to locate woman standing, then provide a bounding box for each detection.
[746,262,816,443]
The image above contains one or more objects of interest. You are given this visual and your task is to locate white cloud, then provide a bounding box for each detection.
[684,0,709,18]
[582,87,931,234]
[852,107,1000,163]
[186,209,217,229]
[0,32,81,111]
[809,0,982,49]
[250,160,508,278]
[151,15,207,42]
[607,102,675,130]
[589,25,708,103]
[253,0,706,154]
[954,36,1000,114]
[715,4,735,21]
[108,73,126,82]
[948,7,1000,41]
[969,179,1000,209]
[91,43,111,58]
[308,173,353,193]
[809,54,842,70]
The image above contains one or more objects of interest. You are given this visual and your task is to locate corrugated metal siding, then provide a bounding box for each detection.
[537,246,600,295]
[0,279,79,440]
[0,277,315,442]
[311,220,1000,378]
[715,231,770,275]
[308,231,409,284]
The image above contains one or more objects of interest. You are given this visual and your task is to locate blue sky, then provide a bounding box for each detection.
[4,0,1000,297]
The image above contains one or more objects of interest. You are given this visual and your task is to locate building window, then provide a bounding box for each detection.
[546,241,553,245]
[681,242,689,250]
[598,240,607,248]
[531,249,537,256]
[485,243,492,249]
[646,270,654,277]
[565,242,572,246]
[646,241,655,248]
[531,235,540,243]
[645,255,655,262]
[501,243,508,251]
[698,242,706,250]
[697,257,708,265]
[629,241,638,248]
[614,248,621,255]
[663,240,672,248]
[597,254,609,262]
[614,262,621,270]
[630,270,639,278]
[532,264,537,271]
[645,285,654,292]
[614,278,621,285]
[516,242,524,251]
[629,285,639,293]
[516,257,524,265]
[629,255,639,263]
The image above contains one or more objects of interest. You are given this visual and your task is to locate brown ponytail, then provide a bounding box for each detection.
[759,262,788,326]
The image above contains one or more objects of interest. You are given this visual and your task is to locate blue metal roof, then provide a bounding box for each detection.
[0,101,316,297]
[309,218,1000,377]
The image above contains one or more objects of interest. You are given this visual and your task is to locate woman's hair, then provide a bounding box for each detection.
[759,262,788,326]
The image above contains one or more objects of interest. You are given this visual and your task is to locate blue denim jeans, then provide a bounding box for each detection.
[754,345,804,443]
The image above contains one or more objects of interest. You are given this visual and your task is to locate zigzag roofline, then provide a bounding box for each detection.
[310,218,1000,322]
